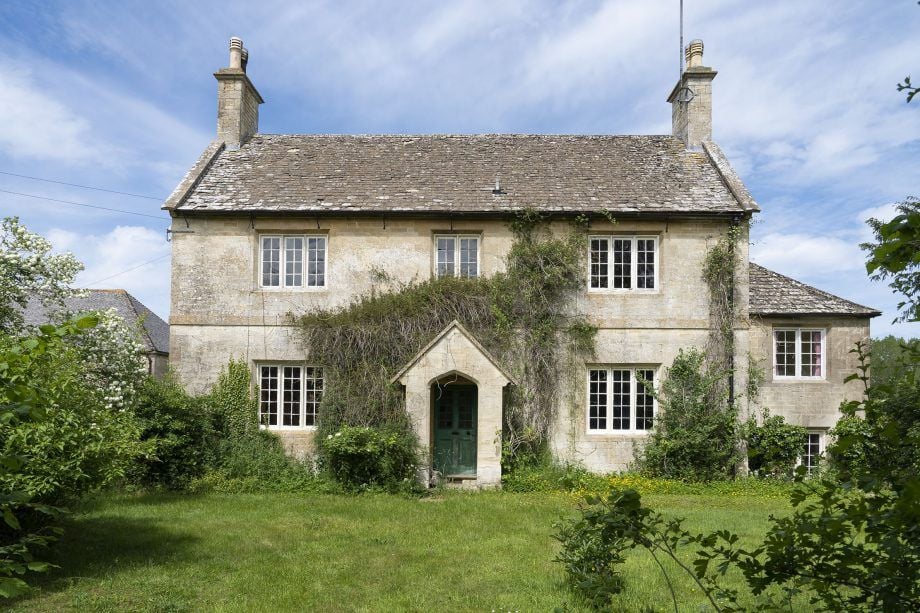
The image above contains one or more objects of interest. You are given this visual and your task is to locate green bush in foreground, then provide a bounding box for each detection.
[130,375,215,489]
[743,411,806,478]
[321,425,420,492]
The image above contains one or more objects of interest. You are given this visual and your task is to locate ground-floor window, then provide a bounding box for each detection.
[258,364,323,428]
[587,367,656,433]
[801,431,824,474]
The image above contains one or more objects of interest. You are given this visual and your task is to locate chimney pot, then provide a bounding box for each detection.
[685,39,704,69]
[228,37,243,70]
[241,48,249,73]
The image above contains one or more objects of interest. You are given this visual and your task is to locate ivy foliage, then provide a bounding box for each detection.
[297,211,596,468]
[635,348,741,481]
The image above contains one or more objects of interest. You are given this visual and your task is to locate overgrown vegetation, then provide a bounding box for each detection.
[635,348,741,481]
[743,411,806,478]
[556,340,920,611]
[297,211,596,470]
[321,426,419,493]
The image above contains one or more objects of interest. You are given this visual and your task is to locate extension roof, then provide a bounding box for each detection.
[749,263,880,318]
[164,135,758,216]
[21,289,169,354]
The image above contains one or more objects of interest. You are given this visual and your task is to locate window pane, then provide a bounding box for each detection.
[801,330,822,377]
[611,370,631,429]
[803,432,821,473]
[436,237,455,278]
[636,239,656,289]
[304,367,323,427]
[588,370,607,431]
[307,237,326,287]
[285,237,304,287]
[635,369,655,430]
[282,366,302,426]
[261,237,281,287]
[590,238,609,289]
[774,330,796,377]
[612,240,632,289]
[459,238,478,278]
[259,366,279,426]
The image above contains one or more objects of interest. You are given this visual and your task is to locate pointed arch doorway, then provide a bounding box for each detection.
[432,374,477,477]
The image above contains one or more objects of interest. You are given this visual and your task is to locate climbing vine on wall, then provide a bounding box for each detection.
[701,221,744,405]
[296,211,597,466]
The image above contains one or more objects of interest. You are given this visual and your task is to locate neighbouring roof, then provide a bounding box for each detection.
[22,289,169,354]
[165,134,758,216]
[749,263,880,317]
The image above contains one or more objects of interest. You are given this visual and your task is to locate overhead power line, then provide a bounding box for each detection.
[0,170,162,200]
[0,188,167,220]
[81,253,171,287]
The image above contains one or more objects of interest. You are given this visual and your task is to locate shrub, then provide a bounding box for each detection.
[553,505,629,609]
[194,432,323,494]
[0,328,145,505]
[636,348,740,481]
[830,342,920,483]
[743,411,806,478]
[129,374,215,489]
[321,425,419,492]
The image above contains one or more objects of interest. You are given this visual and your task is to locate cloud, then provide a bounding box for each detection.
[47,226,170,319]
[0,62,102,163]
[750,233,863,279]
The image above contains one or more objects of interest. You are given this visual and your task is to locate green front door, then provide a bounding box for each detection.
[433,385,477,476]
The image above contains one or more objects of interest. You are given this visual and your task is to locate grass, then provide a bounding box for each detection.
[10,489,793,612]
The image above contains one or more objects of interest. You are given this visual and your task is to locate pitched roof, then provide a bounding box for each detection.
[749,263,880,317]
[166,134,758,216]
[22,289,169,354]
[390,320,516,385]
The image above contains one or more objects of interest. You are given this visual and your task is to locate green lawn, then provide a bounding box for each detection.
[11,490,792,612]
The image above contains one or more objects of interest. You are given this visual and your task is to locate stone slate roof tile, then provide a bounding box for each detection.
[169,134,756,215]
[749,263,880,317]
[22,289,169,354]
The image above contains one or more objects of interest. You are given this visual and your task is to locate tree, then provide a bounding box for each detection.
[0,217,83,334]
[868,335,920,388]
[862,198,920,322]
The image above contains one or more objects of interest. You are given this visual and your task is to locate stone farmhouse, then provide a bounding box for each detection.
[165,38,879,486]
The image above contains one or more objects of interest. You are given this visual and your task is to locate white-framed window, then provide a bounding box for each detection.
[589,236,658,291]
[260,235,326,288]
[587,367,656,433]
[258,364,323,429]
[434,234,479,279]
[773,329,825,379]
[801,431,824,474]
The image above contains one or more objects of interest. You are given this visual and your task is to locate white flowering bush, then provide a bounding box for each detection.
[0,217,83,333]
[63,307,147,411]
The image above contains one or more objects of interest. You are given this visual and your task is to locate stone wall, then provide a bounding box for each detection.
[750,315,870,429]
[168,213,763,471]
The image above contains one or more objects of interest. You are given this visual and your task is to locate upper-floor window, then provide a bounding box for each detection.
[589,236,657,291]
[435,234,479,278]
[587,367,656,434]
[258,364,323,429]
[261,235,326,288]
[774,328,825,379]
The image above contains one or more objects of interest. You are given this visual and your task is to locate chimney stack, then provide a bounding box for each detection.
[667,39,717,150]
[215,37,263,149]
